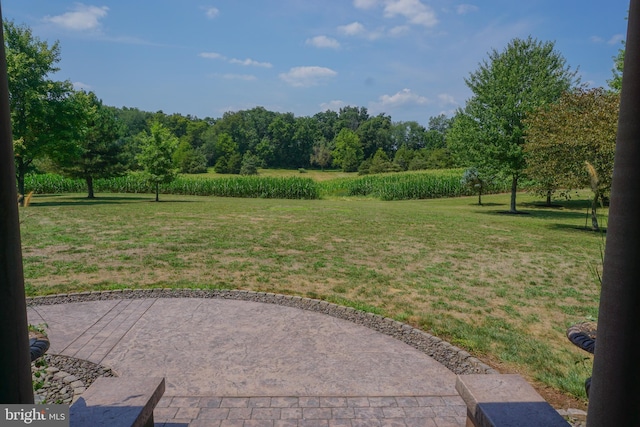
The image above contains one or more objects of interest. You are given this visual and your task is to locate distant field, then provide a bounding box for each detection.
[25,168,510,201]
[185,167,355,182]
[19,190,604,405]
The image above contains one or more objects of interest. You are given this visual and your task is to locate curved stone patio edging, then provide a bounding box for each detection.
[27,288,498,376]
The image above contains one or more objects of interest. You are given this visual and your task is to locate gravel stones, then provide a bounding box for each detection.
[32,354,115,404]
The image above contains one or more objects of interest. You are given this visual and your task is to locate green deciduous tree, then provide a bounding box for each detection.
[213,133,241,174]
[524,88,619,229]
[4,20,75,202]
[136,121,179,201]
[309,141,332,171]
[54,91,125,198]
[368,148,396,174]
[332,128,363,172]
[357,113,393,159]
[336,106,369,132]
[608,41,625,93]
[393,144,413,171]
[425,114,452,150]
[449,36,579,212]
[173,140,207,174]
[391,121,428,151]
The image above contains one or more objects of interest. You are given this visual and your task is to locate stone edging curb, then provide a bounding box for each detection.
[27,288,498,375]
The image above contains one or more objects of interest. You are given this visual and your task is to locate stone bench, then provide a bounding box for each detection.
[70,377,165,427]
[456,374,570,427]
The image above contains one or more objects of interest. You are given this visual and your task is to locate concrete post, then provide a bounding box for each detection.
[587,0,640,424]
[0,3,35,403]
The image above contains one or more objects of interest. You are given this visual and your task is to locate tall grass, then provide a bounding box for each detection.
[25,173,320,200]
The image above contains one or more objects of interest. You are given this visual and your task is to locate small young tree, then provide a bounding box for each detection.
[240,152,260,175]
[137,121,178,201]
[369,148,393,174]
[461,167,492,205]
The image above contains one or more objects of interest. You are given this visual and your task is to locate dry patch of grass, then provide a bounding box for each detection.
[19,191,604,402]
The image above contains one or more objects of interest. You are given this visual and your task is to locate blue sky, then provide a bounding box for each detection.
[2,1,629,126]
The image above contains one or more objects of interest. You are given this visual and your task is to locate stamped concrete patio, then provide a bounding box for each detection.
[27,292,469,426]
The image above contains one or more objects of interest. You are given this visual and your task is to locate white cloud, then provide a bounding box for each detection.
[338,21,367,36]
[374,88,429,109]
[389,25,410,36]
[590,34,624,45]
[280,66,338,87]
[349,0,438,35]
[320,100,346,111]
[229,58,273,68]
[608,34,625,45]
[199,52,226,60]
[306,35,341,49]
[338,22,382,40]
[44,4,108,31]
[205,7,220,19]
[437,93,457,106]
[200,52,271,68]
[457,4,479,14]
[383,0,437,28]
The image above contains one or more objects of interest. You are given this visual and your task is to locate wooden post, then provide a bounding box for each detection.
[0,3,35,404]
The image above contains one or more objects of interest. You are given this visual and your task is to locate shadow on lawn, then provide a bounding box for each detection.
[472,205,596,222]
[467,202,505,207]
[548,223,607,234]
[521,199,594,210]
[29,195,195,207]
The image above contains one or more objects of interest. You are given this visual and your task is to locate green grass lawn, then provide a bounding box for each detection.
[19,190,604,403]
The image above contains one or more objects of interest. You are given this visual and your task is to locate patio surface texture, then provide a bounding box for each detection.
[26,291,471,427]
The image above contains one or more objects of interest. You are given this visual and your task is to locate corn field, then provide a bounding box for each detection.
[25,169,512,201]
[25,174,321,200]
[320,170,512,201]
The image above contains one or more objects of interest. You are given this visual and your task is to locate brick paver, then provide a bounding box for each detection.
[154,395,466,427]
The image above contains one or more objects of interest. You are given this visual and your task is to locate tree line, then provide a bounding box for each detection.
[6,17,624,213]
[115,104,456,175]
[4,19,458,203]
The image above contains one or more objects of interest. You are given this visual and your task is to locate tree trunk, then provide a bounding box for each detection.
[509,174,518,213]
[155,182,159,202]
[0,4,35,402]
[478,182,483,206]
[546,190,552,207]
[86,176,94,199]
